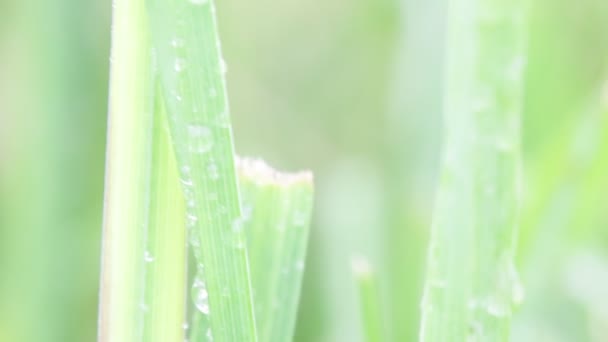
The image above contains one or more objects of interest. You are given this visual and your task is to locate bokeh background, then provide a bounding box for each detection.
[1,0,608,341]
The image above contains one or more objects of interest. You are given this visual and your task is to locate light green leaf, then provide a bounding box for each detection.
[352,256,385,342]
[419,1,527,341]
[98,0,153,340]
[146,0,257,340]
[237,158,314,342]
[141,89,188,342]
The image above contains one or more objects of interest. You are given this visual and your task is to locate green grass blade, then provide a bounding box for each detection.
[146,0,257,340]
[237,158,314,342]
[351,256,385,342]
[141,89,188,342]
[98,0,153,340]
[419,1,527,341]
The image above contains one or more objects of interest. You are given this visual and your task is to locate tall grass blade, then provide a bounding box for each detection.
[237,158,314,342]
[146,0,257,340]
[419,0,527,341]
[98,0,153,340]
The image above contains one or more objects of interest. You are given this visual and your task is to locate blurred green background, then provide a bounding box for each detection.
[1,0,608,341]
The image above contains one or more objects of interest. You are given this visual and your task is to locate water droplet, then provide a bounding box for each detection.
[181,165,191,174]
[512,280,525,306]
[241,205,252,220]
[216,111,230,128]
[174,58,186,72]
[232,218,243,232]
[144,251,155,263]
[182,323,189,330]
[295,260,305,271]
[507,259,525,305]
[187,214,198,227]
[234,240,245,250]
[467,320,483,341]
[190,233,201,247]
[207,163,219,180]
[206,328,213,341]
[485,295,508,317]
[431,279,446,289]
[187,125,214,153]
[467,298,479,310]
[193,278,210,315]
[506,56,525,82]
[293,210,307,226]
[171,38,185,48]
[495,138,513,153]
[181,178,194,187]
[219,58,227,74]
[190,0,209,5]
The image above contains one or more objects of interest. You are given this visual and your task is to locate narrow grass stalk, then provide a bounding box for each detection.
[98,0,153,340]
[352,256,385,342]
[419,1,527,341]
[237,158,314,342]
[147,0,258,340]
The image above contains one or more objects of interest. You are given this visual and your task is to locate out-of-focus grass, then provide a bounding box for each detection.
[0,0,109,341]
[1,0,608,341]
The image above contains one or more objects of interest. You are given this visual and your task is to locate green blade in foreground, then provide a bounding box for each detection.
[98,0,153,340]
[419,1,526,341]
[141,90,188,342]
[146,0,257,340]
[352,256,385,342]
[237,158,314,342]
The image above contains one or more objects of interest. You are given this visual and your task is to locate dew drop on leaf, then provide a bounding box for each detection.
[193,277,210,315]
[144,251,155,263]
[187,125,214,153]
[174,58,186,73]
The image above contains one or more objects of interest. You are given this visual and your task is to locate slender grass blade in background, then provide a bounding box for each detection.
[419,0,527,341]
[147,0,257,340]
[351,256,385,342]
[237,158,314,342]
[98,0,153,340]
